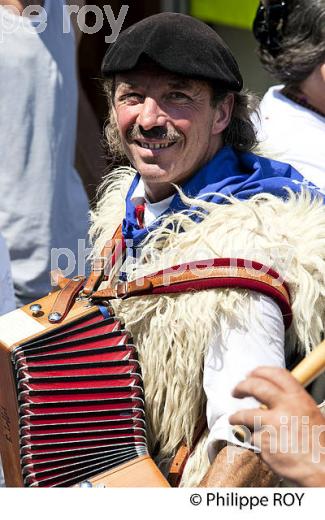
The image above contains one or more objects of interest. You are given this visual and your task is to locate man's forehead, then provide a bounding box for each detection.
[115,66,202,90]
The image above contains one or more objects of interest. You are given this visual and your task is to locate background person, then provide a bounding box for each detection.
[0,231,15,487]
[0,233,15,316]
[0,0,105,307]
[253,0,325,404]
[229,367,325,487]
[253,0,325,189]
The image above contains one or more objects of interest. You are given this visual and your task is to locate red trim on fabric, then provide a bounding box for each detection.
[117,257,291,328]
[135,277,292,329]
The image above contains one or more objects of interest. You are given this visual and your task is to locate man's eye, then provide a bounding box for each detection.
[121,92,143,101]
[169,92,190,101]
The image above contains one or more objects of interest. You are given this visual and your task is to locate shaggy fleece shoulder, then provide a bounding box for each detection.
[91,173,325,355]
[89,166,136,258]
[133,189,325,355]
[90,173,325,485]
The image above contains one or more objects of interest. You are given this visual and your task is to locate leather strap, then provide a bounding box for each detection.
[48,276,86,323]
[50,269,71,290]
[168,416,207,487]
[45,224,122,325]
[92,258,292,329]
[82,224,123,296]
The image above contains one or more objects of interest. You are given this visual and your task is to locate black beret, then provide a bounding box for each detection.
[102,12,243,92]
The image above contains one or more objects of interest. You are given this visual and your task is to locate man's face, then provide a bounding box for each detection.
[113,64,233,202]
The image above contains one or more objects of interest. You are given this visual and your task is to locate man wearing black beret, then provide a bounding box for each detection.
[90,13,325,486]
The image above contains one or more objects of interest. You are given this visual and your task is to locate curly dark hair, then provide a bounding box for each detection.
[210,88,259,153]
[102,77,259,160]
[256,0,325,87]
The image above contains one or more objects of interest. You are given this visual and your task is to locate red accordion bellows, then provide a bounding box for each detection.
[12,311,148,487]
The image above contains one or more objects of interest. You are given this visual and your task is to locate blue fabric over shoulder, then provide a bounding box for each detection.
[122,146,324,248]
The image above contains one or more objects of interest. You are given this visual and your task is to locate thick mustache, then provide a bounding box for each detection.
[127,125,181,142]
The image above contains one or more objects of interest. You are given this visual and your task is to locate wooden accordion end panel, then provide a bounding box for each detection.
[0,292,169,487]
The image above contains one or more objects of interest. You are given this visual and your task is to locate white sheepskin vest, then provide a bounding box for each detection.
[90,167,325,486]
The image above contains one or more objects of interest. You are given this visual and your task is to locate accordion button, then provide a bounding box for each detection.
[29,304,42,316]
[48,311,63,323]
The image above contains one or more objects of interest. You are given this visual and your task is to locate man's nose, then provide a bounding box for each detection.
[137,97,167,130]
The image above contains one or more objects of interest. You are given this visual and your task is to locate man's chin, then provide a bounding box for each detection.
[133,162,170,181]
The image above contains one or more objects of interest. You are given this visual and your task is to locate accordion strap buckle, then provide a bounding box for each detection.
[116,281,128,299]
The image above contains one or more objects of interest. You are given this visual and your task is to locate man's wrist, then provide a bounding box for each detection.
[200,445,278,487]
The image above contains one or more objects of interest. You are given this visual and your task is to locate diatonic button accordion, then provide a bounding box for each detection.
[0,293,169,487]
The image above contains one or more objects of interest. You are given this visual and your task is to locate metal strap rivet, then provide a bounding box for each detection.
[29,304,42,317]
[48,312,62,323]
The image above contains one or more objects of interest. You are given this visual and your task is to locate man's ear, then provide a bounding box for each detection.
[320,63,325,83]
[212,93,235,135]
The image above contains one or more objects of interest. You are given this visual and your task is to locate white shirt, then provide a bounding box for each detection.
[0,0,89,306]
[256,85,325,190]
[131,179,175,227]
[131,179,285,460]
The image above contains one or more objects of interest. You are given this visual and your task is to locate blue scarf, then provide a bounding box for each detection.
[122,146,323,247]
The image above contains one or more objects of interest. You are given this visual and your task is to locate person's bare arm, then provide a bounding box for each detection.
[229,367,325,486]
[199,444,278,487]
[0,0,24,12]
[0,0,43,14]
